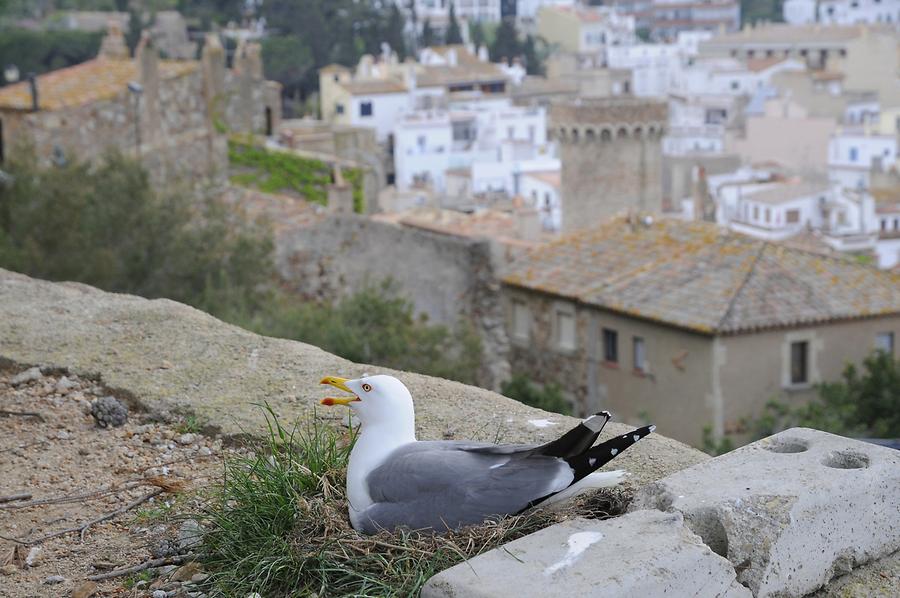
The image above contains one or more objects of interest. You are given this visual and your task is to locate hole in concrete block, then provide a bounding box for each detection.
[687,509,729,558]
[822,450,870,469]
[765,439,809,453]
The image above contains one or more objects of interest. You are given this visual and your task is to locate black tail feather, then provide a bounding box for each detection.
[565,424,655,484]
[535,411,611,459]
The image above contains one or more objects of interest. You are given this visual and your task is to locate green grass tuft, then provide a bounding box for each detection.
[197,405,630,597]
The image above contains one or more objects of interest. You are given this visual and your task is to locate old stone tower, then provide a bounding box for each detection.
[550,98,667,232]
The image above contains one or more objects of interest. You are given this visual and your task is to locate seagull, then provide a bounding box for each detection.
[320,374,654,534]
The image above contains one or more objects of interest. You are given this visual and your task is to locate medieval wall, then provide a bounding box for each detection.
[273,213,511,389]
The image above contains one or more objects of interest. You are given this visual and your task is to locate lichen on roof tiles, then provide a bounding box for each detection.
[503,217,900,334]
[0,57,198,111]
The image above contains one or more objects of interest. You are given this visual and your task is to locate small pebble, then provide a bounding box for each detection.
[199,446,212,456]
[178,433,196,445]
[25,546,41,567]
[43,575,66,584]
[11,366,42,386]
[0,564,17,576]
[56,429,71,440]
[152,591,168,598]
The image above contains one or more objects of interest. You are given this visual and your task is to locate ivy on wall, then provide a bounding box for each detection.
[227,138,365,213]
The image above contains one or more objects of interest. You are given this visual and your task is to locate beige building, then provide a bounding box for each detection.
[537,5,636,57]
[701,23,900,103]
[502,217,900,446]
[550,98,667,231]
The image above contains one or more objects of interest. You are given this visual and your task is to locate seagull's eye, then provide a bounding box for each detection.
[361,383,372,392]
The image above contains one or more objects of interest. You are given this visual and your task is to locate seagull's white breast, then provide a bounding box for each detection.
[346,426,414,530]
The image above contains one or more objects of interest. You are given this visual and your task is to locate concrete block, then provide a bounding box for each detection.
[630,428,900,598]
[421,511,751,598]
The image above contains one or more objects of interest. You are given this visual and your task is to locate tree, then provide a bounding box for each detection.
[0,30,102,79]
[522,34,542,76]
[469,20,486,49]
[742,351,900,441]
[445,2,463,45]
[501,375,571,415]
[0,149,273,315]
[420,17,435,49]
[261,36,314,102]
[490,18,520,64]
[384,3,407,59]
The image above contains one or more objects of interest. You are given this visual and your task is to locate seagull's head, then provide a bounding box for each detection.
[319,374,415,431]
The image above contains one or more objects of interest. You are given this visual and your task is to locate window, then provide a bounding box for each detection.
[849,147,858,162]
[730,80,739,90]
[603,328,618,363]
[360,101,373,117]
[790,341,809,385]
[512,301,531,342]
[528,125,535,142]
[544,192,551,207]
[876,332,895,355]
[765,208,771,223]
[753,205,759,220]
[507,126,514,140]
[556,311,576,351]
[633,337,646,372]
[786,209,800,223]
[335,103,345,115]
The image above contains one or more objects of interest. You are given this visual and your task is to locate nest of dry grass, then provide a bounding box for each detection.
[198,408,632,597]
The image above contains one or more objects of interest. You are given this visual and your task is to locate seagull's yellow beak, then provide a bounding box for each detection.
[320,376,360,406]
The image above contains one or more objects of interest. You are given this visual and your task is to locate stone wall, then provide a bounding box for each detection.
[273,213,510,389]
[551,98,667,232]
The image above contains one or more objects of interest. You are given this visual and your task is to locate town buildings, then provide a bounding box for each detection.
[537,4,637,57]
[784,0,900,26]
[607,0,741,40]
[502,216,900,445]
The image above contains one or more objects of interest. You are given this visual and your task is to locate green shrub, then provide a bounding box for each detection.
[501,375,572,415]
[228,139,365,212]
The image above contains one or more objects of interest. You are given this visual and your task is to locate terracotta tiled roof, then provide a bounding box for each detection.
[0,57,198,111]
[503,217,900,334]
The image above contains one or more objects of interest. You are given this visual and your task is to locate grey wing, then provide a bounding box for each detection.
[360,441,573,534]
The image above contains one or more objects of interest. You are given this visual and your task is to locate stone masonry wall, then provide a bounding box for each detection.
[551,98,667,232]
[274,213,510,389]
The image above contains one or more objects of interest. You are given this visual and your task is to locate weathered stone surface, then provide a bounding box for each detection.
[0,269,707,488]
[422,511,751,598]
[630,428,900,598]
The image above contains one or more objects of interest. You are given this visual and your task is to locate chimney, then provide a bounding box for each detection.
[448,48,458,67]
[27,73,38,112]
[517,208,542,241]
[477,45,489,62]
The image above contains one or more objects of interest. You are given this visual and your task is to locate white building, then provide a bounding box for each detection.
[394,96,558,203]
[711,174,883,258]
[404,0,502,29]
[829,128,898,190]
[784,0,900,26]
[320,46,512,144]
[873,188,900,268]
[517,0,577,24]
[520,170,562,230]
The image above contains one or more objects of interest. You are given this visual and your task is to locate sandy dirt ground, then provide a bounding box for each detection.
[0,366,231,598]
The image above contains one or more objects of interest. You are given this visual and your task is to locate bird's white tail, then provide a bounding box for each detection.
[541,470,627,510]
